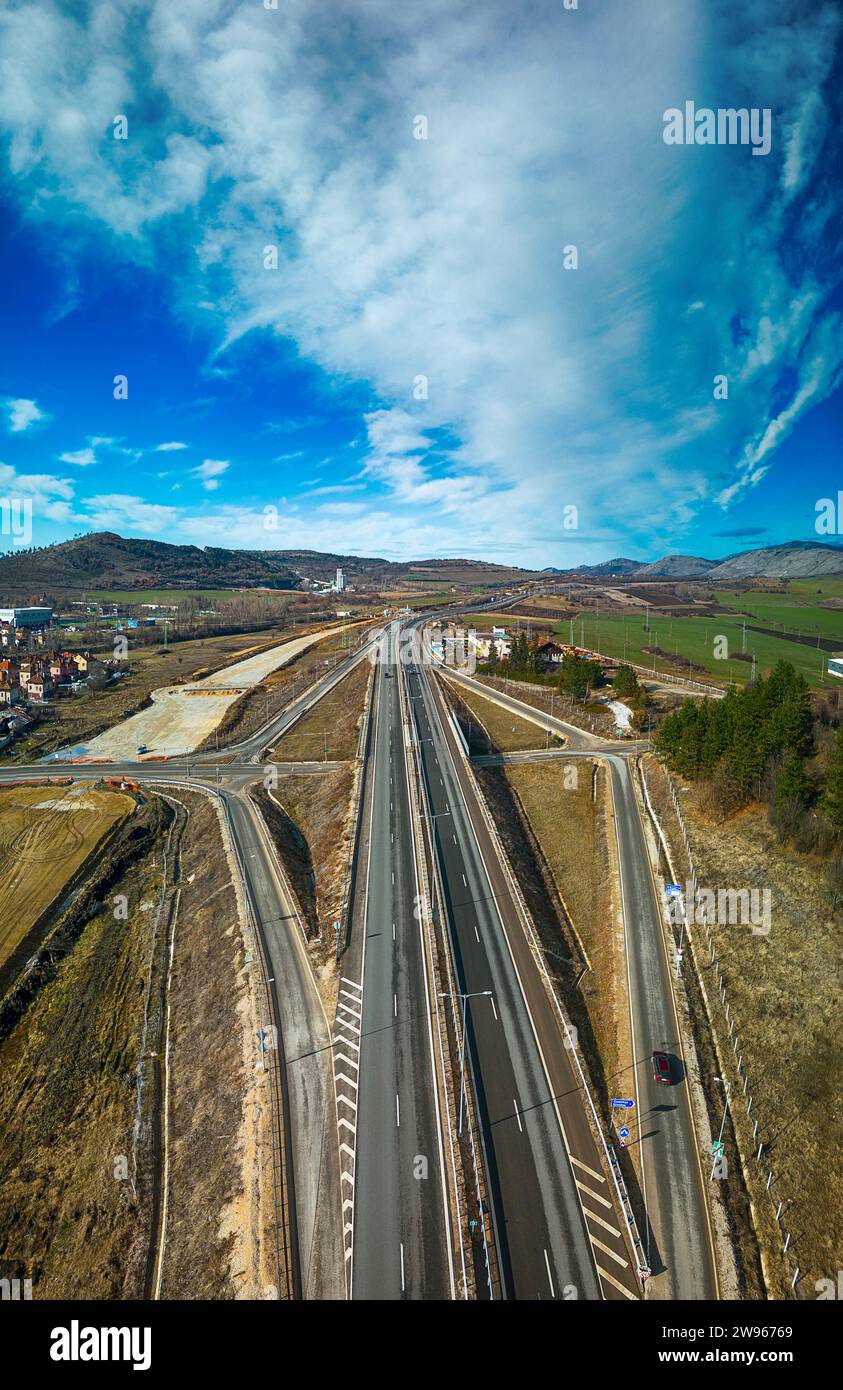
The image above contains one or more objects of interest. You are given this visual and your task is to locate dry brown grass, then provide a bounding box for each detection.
[156,790,274,1300]
[257,768,356,1015]
[473,756,627,1127]
[0,799,169,1299]
[438,676,549,752]
[0,785,133,977]
[646,758,843,1297]
[271,659,372,762]
[498,761,628,1102]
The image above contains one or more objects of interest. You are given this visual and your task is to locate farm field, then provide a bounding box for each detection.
[0,784,134,975]
[715,586,843,639]
[559,610,837,688]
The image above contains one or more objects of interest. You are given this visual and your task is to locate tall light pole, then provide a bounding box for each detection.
[711,1076,731,1179]
[440,989,493,1135]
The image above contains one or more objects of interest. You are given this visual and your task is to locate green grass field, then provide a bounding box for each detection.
[714,585,843,640]
[557,610,837,688]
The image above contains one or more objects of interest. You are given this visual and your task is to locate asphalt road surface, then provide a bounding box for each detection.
[426,664,718,1299]
[349,623,453,1299]
[406,631,640,1301]
[607,754,719,1300]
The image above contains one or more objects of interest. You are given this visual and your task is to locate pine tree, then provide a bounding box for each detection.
[614,664,640,698]
[775,747,811,811]
[822,724,843,833]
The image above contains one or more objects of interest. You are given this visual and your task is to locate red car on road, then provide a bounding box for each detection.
[652,1050,672,1084]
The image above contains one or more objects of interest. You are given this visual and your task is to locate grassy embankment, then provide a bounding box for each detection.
[0,785,272,1300]
[154,790,276,1300]
[268,649,373,762]
[439,676,550,753]
[257,658,373,1013]
[0,785,133,984]
[200,621,375,753]
[0,793,169,1298]
[644,759,842,1298]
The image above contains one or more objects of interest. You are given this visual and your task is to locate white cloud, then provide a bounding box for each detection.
[58,447,96,466]
[155,440,188,451]
[191,458,230,491]
[2,397,48,433]
[81,493,182,534]
[0,461,75,527]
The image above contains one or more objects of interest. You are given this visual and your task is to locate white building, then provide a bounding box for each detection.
[0,606,53,628]
[467,627,511,660]
[336,568,345,593]
[828,654,843,679]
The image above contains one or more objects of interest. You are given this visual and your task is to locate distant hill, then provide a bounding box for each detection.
[4,530,842,603]
[567,541,843,580]
[707,540,843,579]
[0,532,298,601]
[572,558,644,576]
[635,554,716,578]
[0,531,538,602]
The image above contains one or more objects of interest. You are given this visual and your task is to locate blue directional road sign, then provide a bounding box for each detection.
[611,1098,635,1108]
[665,884,683,897]
[619,1127,630,1139]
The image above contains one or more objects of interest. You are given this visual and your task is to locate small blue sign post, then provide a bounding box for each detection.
[619,1126,630,1139]
[611,1098,635,1108]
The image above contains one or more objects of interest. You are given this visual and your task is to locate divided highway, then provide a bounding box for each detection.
[434,663,718,1299]
[346,623,453,1299]
[405,628,641,1301]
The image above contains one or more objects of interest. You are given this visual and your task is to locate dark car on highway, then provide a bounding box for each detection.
[652,1050,672,1084]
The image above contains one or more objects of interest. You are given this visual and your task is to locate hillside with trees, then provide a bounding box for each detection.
[655,661,821,832]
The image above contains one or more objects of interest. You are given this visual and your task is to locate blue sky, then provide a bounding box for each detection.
[0,0,841,568]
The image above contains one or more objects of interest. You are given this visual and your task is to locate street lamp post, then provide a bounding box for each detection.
[439,989,493,1136]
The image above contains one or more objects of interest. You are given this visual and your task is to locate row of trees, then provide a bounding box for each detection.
[654,660,841,829]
